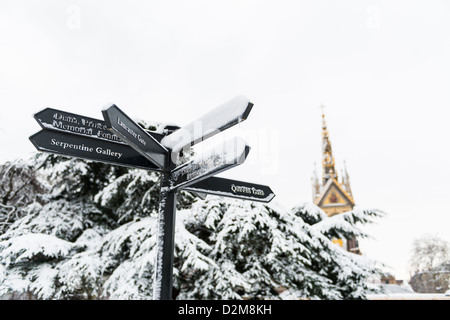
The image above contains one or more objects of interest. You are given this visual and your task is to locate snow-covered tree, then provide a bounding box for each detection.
[292,203,385,299]
[176,199,384,300]
[408,234,449,293]
[409,234,449,273]
[0,150,384,300]
[0,120,197,300]
[0,158,47,234]
[177,198,320,299]
[0,122,175,299]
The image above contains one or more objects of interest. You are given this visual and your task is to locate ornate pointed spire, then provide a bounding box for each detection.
[311,161,320,201]
[320,105,338,185]
[312,107,358,253]
[342,160,353,198]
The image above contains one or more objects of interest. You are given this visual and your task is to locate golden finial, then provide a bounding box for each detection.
[320,104,326,122]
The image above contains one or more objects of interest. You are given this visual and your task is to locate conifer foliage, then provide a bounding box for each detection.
[0,152,384,300]
[0,159,47,234]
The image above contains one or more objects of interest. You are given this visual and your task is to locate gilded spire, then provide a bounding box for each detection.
[342,160,353,198]
[320,106,338,185]
[311,161,320,201]
[312,107,358,254]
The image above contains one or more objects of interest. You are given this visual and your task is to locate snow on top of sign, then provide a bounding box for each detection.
[101,102,115,111]
[196,136,248,163]
[161,96,251,153]
[153,122,181,135]
[172,136,249,181]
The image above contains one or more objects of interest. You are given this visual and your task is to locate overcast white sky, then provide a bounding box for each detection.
[1,0,449,280]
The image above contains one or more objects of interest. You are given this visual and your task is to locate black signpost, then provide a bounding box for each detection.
[29,96,275,300]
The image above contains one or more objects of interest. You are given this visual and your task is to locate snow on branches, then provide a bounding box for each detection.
[0,155,385,300]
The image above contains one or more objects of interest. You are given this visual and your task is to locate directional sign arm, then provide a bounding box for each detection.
[102,104,169,170]
[170,137,250,190]
[182,176,275,203]
[160,96,253,153]
[33,107,167,144]
[29,130,163,171]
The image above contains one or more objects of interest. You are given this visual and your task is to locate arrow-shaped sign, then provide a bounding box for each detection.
[171,137,250,190]
[182,176,275,203]
[29,130,162,171]
[102,104,169,170]
[33,107,167,144]
[160,96,253,153]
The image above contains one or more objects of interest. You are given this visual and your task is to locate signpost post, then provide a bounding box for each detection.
[154,169,177,300]
[29,96,275,300]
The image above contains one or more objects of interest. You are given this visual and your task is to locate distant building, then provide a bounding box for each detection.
[311,107,360,254]
[381,273,404,286]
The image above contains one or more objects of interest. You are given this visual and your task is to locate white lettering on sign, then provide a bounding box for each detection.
[53,112,78,124]
[251,187,265,196]
[81,119,109,130]
[231,184,251,194]
[50,138,123,159]
[53,120,94,135]
[137,135,146,145]
[96,130,122,142]
[95,147,123,159]
[49,112,122,143]
[51,138,93,152]
[117,117,146,146]
[231,184,265,196]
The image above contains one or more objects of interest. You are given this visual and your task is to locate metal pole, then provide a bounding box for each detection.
[153,171,177,300]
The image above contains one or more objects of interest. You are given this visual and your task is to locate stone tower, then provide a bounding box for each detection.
[312,107,360,254]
